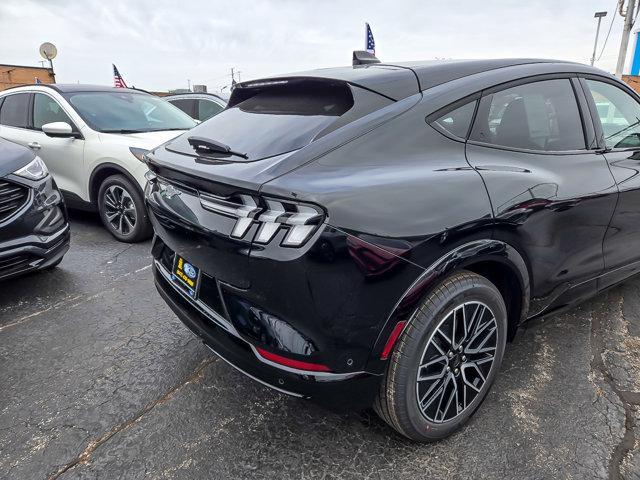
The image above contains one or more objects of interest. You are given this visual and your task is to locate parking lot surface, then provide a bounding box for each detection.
[1,212,639,480]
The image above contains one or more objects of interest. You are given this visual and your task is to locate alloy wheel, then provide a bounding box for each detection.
[415,301,498,423]
[104,185,137,236]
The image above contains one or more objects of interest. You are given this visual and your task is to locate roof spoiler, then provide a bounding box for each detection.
[352,50,380,66]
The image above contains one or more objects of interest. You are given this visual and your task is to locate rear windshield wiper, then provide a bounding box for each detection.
[187,136,248,159]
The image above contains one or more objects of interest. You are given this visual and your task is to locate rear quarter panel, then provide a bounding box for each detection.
[261,97,495,269]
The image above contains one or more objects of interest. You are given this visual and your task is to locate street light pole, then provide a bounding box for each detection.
[591,11,608,66]
[616,0,637,76]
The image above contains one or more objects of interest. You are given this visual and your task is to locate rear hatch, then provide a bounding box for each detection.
[147,74,414,190]
[146,72,415,287]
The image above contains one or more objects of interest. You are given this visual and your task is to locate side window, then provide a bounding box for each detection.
[169,99,197,119]
[431,101,476,139]
[470,79,585,151]
[0,93,30,128]
[33,93,72,130]
[585,79,640,149]
[197,99,224,121]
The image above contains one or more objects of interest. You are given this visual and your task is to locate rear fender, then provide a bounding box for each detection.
[366,239,530,374]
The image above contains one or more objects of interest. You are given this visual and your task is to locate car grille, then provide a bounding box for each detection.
[0,254,36,277]
[0,179,29,223]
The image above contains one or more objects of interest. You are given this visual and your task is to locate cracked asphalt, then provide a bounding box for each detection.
[1,211,639,480]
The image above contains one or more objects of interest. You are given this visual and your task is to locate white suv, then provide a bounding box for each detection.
[0,85,196,242]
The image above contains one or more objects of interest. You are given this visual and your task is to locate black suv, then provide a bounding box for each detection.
[0,138,69,280]
[145,58,640,441]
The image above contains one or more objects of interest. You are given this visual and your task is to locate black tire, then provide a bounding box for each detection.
[97,174,152,243]
[374,270,507,442]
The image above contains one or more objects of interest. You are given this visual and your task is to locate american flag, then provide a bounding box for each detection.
[113,64,127,88]
[365,22,375,55]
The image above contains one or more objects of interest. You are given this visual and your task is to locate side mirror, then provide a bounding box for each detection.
[41,122,77,138]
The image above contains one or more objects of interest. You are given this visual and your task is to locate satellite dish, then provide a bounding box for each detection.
[39,42,57,61]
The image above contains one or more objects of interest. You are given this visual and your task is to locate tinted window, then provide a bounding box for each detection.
[33,93,73,130]
[65,91,196,132]
[585,79,640,149]
[198,99,224,120]
[0,93,30,128]
[470,79,585,151]
[166,81,359,162]
[169,98,197,119]
[432,101,476,139]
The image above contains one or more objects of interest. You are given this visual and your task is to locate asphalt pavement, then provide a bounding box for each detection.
[1,211,639,480]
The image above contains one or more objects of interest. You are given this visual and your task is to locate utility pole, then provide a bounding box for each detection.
[591,11,608,66]
[616,0,637,76]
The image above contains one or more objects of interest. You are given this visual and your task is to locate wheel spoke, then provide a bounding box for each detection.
[441,376,458,419]
[435,327,454,350]
[123,213,134,232]
[461,362,485,392]
[464,303,483,341]
[434,374,452,421]
[466,323,497,355]
[417,355,448,382]
[420,378,445,412]
[105,196,117,209]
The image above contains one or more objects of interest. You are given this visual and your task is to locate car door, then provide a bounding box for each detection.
[581,77,640,289]
[0,92,38,149]
[464,76,618,316]
[31,92,85,197]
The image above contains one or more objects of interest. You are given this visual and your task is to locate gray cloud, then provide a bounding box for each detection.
[0,0,626,92]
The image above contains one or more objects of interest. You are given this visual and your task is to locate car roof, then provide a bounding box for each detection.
[1,84,148,95]
[239,58,603,102]
[392,58,579,90]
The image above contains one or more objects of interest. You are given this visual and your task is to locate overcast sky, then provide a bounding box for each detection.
[0,0,634,92]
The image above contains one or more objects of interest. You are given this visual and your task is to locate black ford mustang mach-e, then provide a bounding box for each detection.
[145,56,640,441]
[0,138,69,280]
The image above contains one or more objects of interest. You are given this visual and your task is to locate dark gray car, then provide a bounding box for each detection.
[165,93,226,122]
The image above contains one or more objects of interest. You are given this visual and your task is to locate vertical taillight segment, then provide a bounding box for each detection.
[198,192,324,247]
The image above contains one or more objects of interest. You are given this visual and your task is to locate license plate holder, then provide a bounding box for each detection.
[171,254,201,300]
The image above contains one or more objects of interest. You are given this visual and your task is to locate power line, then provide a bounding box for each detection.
[597,2,618,62]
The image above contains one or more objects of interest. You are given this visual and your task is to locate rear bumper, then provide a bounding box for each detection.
[153,260,381,411]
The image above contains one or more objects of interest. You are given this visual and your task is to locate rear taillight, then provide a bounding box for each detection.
[200,193,260,238]
[199,193,324,247]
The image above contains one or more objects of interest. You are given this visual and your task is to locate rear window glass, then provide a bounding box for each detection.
[0,93,29,128]
[432,101,476,139]
[198,99,224,120]
[166,81,357,161]
[169,98,197,119]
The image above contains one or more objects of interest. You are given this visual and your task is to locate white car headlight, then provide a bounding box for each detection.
[13,156,48,180]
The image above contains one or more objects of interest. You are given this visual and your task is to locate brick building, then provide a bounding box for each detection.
[0,64,55,91]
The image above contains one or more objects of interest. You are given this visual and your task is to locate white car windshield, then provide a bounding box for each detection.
[65,91,197,133]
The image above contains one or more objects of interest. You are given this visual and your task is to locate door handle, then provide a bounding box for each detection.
[28,142,41,150]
